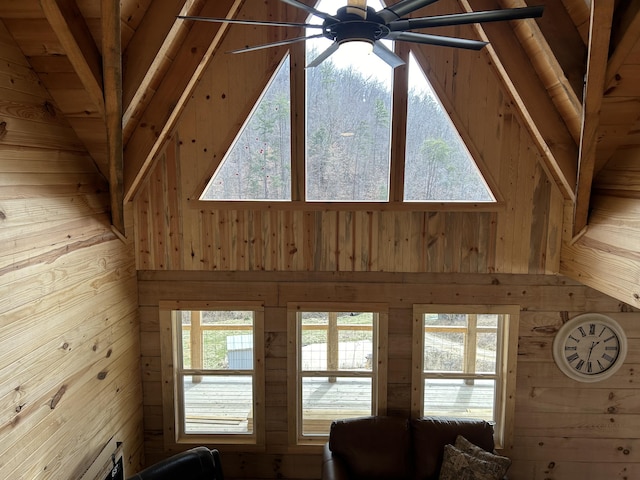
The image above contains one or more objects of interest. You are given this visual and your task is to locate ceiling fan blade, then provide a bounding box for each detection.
[229,34,325,54]
[387,31,487,50]
[373,41,405,68]
[377,0,440,23]
[307,42,340,68]
[388,5,544,31]
[279,0,339,21]
[178,15,323,29]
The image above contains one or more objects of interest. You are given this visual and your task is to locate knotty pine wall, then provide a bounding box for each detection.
[0,21,144,479]
[138,271,640,479]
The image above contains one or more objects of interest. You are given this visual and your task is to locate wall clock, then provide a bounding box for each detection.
[552,313,627,383]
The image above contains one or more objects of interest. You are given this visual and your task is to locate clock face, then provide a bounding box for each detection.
[553,314,627,383]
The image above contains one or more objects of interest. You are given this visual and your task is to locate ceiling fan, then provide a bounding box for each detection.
[179,0,544,69]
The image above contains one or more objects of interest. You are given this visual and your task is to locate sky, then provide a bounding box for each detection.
[307,0,434,96]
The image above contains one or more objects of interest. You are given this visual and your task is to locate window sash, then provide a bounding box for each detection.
[288,304,388,445]
[159,302,265,446]
[411,305,518,450]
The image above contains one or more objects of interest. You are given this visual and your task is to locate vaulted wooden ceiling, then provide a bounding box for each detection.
[1,0,639,304]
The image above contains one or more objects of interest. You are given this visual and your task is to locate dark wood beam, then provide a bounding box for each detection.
[39,0,104,115]
[102,0,124,236]
[573,0,614,237]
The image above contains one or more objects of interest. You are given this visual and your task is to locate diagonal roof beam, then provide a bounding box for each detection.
[123,0,243,202]
[39,0,105,116]
[102,0,124,237]
[573,0,614,238]
[122,0,205,142]
[499,0,583,144]
[463,0,578,200]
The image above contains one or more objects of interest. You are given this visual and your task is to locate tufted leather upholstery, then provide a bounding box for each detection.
[127,447,223,480]
[322,416,498,480]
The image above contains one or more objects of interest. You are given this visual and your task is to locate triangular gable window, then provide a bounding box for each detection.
[404,52,493,202]
[200,1,494,205]
[201,55,291,201]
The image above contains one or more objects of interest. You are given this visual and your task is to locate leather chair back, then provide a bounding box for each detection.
[127,447,223,480]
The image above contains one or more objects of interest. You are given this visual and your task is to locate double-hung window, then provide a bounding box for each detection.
[160,301,265,445]
[411,305,518,449]
[288,303,388,445]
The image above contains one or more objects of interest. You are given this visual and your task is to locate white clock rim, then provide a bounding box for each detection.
[552,313,628,383]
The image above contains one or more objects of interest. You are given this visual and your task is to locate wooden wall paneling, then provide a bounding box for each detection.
[137,271,639,479]
[528,161,552,273]
[25,340,141,479]
[513,127,536,274]
[0,24,144,477]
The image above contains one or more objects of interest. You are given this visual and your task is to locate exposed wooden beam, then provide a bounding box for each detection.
[501,0,583,144]
[122,0,205,141]
[605,0,640,89]
[573,0,614,237]
[464,0,579,200]
[123,0,243,202]
[39,0,105,116]
[102,0,124,236]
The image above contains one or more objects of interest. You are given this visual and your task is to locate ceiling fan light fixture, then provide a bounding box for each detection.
[338,38,375,56]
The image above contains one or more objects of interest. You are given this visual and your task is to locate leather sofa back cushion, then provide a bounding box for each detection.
[411,417,496,480]
[329,416,412,480]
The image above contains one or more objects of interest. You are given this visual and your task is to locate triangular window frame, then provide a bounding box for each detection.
[200,3,499,208]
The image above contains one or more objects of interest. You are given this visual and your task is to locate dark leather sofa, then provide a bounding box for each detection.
[126,447,223,480]
[321,416,500,480]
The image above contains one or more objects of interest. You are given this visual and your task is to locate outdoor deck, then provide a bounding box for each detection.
[182,376,494,434]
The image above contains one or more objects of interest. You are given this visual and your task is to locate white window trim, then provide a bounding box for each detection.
[411,304,519,450]
[159,301,265,448]
[287,302,388,447]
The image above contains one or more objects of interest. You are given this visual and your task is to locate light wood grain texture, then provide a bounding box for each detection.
[0,32,144,478]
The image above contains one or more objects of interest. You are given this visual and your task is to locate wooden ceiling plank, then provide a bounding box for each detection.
[500,0,582,144]
[123,0,243,202]
[102,0,124,237]
[122,0,201,137]
[573,0,614,237]
[463,0,578,200]
[605,1,640,89]
[39,0,104,115]
[560,0,590,45]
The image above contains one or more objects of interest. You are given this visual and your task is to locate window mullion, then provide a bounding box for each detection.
[389,41,410,202]
[290,41,306,202]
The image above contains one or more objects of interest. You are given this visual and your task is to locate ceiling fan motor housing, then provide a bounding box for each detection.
[324,6,390,45]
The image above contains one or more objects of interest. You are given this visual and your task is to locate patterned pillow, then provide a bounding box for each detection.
[454,435,512,473]
[438,444,510,480]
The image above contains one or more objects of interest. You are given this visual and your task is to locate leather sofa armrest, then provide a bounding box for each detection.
[321,443,350,480]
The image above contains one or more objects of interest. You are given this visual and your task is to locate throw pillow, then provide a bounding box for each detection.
[438,445,509,480]
[454,435,512,473]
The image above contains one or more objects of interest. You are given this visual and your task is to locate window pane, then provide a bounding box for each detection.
[201,57,291,201]
[182,311,254,371]
[183,375,253,434]
[423,330,465,372]
[305,1,392,202]
[300,312,374,371]
[424,378,495,421]
[404,52,493,202]
[477,332,498,373]
[301,377,372,435]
